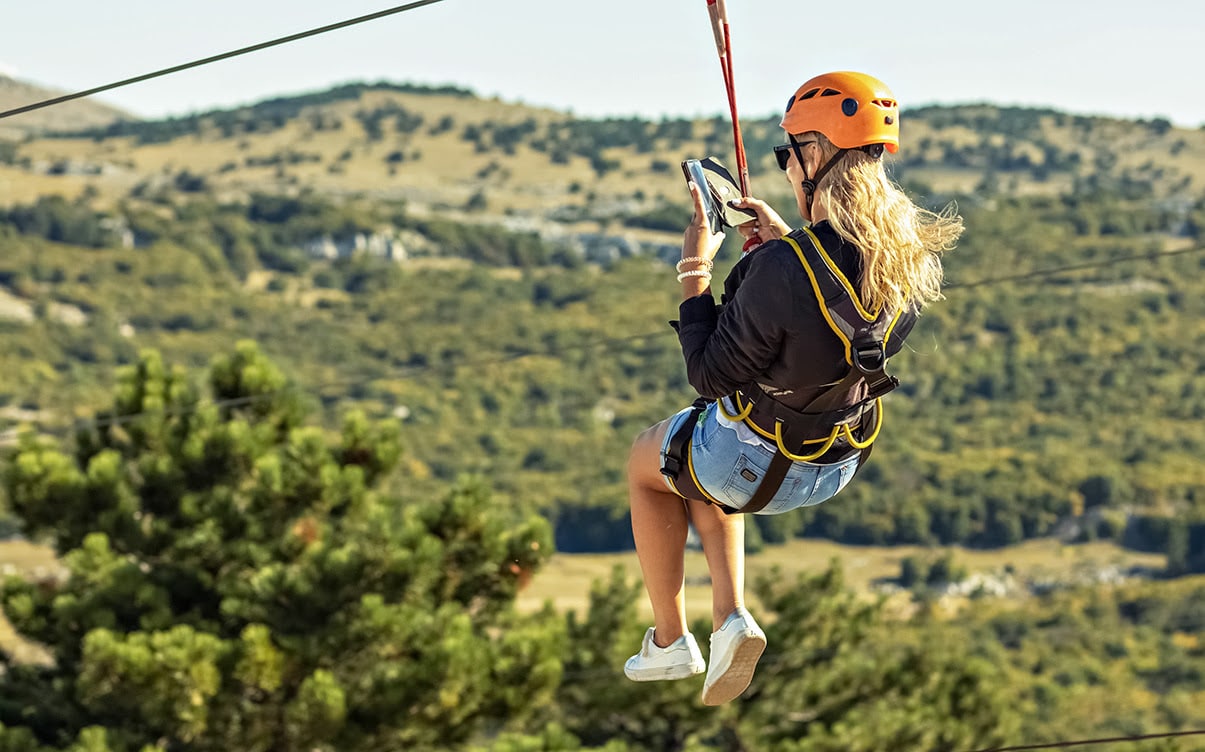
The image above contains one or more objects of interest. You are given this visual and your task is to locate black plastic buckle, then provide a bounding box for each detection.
[661,456,682,479]
[866,374,900,399]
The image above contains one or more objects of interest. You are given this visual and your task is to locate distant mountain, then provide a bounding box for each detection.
[2,80,1202,237]
[0,75,134,138]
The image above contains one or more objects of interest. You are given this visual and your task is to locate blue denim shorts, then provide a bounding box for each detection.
[659,401,860,515]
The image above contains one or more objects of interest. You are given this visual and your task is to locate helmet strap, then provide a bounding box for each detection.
[790,133,849,214]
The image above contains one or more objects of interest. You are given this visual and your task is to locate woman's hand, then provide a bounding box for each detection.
[682,182,726,266]
[730,197,791,243]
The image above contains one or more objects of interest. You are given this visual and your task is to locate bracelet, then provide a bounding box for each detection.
[677,269,713,282]
[676,257,714,273]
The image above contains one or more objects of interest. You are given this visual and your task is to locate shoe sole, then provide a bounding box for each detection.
[625,662,705,682]
[701,632,766,705]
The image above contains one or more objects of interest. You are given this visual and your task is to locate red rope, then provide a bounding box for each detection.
[705,1,760,249]
[719,19,750,197]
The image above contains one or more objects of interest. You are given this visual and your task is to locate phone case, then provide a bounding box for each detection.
[681,157,757,232]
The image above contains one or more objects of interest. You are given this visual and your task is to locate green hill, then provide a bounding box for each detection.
[0,81,1203,564]
[4,81,1203,223]
[1,81,1205,752]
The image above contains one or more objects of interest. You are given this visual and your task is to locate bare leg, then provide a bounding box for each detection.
[688,500,745,631]
[628,419,691,647]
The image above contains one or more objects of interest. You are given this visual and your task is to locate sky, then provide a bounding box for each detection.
[2,0,1204,128]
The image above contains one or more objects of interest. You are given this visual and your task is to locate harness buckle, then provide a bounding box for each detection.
[660,456,682,479]
[852,341,887,374]
[661,399,710,483]
[866,374,900,399]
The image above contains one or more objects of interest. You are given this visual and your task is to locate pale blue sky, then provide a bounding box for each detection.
[3,0,1203,127]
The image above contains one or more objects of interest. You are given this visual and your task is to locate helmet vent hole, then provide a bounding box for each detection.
[800,88,821,100]
[872,99,897,109]
[820,88,841,97]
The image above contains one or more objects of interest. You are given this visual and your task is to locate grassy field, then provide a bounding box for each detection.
[0,540,61,664]
[0,535,1168,621]
[515,537,1170,619]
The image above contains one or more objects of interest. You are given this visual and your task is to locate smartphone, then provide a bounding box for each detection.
[682,158,723,234]
[681,157,757,234]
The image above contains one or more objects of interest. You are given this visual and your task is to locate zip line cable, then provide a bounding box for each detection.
[705,0,751,197]
[965,728,1205,752]
[2,252,1202,749]
[946,243,1205,290]
[0,0,449,122]
[0,11,1199,748]
[37,240,1202,750]
[0,0,1198,436]
[60,330,670,434]
[3,240,1195,437]
[371,637,1205,752]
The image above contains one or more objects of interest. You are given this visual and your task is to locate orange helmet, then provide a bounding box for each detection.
[780,71,899,154]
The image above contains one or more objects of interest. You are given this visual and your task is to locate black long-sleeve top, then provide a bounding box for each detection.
[674,221,898,412]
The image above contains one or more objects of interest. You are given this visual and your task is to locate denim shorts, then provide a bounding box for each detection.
[659,401,860,515]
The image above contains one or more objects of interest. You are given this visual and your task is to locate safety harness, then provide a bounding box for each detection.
[661,226,915,514]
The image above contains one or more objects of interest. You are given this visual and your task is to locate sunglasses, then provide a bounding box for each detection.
[773,141,817,171]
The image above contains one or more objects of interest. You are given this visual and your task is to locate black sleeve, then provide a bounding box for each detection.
[676,250,792,398]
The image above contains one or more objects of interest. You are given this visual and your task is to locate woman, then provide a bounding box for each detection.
[623,71,963,705]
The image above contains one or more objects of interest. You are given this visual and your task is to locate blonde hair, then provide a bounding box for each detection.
[808,133,963,313]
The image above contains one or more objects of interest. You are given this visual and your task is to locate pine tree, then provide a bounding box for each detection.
[0,342,561,751]
[733,562,1020,751]
[555,566,715,751]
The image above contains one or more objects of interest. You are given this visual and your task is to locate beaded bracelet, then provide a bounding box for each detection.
[676,256,714,273]
[677,269,713,283]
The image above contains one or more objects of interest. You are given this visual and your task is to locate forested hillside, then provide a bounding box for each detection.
[0,80,1202,750]
[1,343,1202,750]
[1,82,1203,558]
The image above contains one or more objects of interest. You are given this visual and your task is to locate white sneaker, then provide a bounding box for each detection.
[624,627,706,681]
[701,608,766,705]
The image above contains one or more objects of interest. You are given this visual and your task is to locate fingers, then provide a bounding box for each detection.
[683,182,727,263]
[729,196,769,218]
[730,196,789,240]
[688,182,711,227]
[683,200,726,262]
